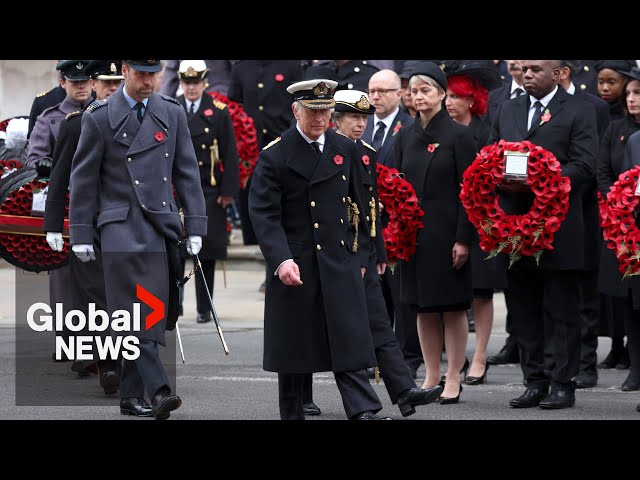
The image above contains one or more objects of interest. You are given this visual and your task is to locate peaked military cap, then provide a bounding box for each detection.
[56,60,92,81]
[178,60,209,81]
[286,78,338,109]
[334,89,375,114]
[125,60,162,72]
[87,60,124,80]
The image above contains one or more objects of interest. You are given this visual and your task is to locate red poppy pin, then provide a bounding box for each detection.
[334,155,344,165]
[154,131,165,142]
[621,135,625,141]
[427,143,439,153]
[540,109,551,125]
[204,109,213,117]
[275,74,284,82]
[362,155,370,166]
[392,120,403,136]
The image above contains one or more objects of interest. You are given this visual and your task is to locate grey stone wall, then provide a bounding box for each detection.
[0,61,59,120]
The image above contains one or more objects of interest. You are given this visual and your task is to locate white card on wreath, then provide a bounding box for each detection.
[635,179,640,196]
[504,151,529,180]
[31,186,48,217]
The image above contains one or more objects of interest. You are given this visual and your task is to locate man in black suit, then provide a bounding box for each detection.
[558,60,609,389]
[489,60,598,409]
[487,60,527,128]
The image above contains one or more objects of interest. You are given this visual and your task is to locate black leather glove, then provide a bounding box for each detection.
[35,157,52,177]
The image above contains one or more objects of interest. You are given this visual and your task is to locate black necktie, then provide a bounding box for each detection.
[136,102,144,123]
[310,141,322,155]
[189,102,195,116]
[514,87,525,98]
[372,121,386,151]
[530,100,543,130]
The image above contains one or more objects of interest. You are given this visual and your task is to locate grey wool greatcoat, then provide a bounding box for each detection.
[394,109,476,309]
[69,86,207,345]
[177,93,239,260]
[249,126,377,374]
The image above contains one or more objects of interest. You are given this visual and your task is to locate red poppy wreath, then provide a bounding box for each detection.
[376,163,424,269]
[208,91,259,189]
[459,140,571,267]
[599,165,640,278]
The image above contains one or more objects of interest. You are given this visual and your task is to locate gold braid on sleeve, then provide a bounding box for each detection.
[346,196,359,253]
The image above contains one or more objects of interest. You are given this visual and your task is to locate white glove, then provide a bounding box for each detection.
[46,232,63,252]
[72,244,95,262]
[186,235,202,256]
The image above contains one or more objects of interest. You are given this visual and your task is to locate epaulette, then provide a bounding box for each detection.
[36,87,56,98]
[213,100,227,110]
[66,111,82,120]
[262,137,281,150]
[159,93,181,105]
[86,100,106,113]
[361,140,376,152]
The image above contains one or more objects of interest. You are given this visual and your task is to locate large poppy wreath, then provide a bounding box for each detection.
[208,92,259,189]
[599,165,640,278]
[376,163,424,268]
[459,140,571,267]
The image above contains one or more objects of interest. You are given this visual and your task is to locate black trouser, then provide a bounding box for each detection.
[385,267,422,372]
[503,290,518,348]
[195,259,216,314]
[508,268,581,388]
[279,371,381,420]
[120,340,171,400]
[578,269,600,373]
[624,292,640,380]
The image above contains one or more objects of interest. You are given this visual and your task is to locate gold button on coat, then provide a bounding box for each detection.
[316,244,321,251]
[258,83,264,88]
[310,201,316,207]
[314,223,319,229]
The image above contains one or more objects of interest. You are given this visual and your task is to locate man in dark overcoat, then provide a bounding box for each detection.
[489,60,598,409]
[249,78,389,420]
[69,60,207,420]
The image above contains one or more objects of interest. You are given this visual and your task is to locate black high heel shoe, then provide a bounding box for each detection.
[440,384,463,405]
[465,363,489,386]
[440,357,470,385]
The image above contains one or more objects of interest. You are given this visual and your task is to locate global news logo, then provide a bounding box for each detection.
[26,284,164,361]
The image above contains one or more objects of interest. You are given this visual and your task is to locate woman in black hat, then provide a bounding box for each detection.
[597,60,636,122]
[444,65,507,386]
[393,62,477,403]
[596,67,640,387]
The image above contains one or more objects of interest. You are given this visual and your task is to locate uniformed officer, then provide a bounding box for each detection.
[27,61,66,139]
[313,60,379,91]
[176,60,239,323]
[249,77,391,420]
[69,60,207,420]
[27,60,94,176]
[160,60,234,97]
[228,60,304,291]
[44,60,124,396]
[302,89,443,417]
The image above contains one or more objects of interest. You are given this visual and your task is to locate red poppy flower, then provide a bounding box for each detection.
[275,74,284,82]
[362,155,370,166]
[427,143,438,153]
[333,155,344,165]
[154,131,165,142]
[204,109,213,117]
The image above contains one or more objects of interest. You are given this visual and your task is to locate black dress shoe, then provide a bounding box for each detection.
[397,385,443,417]
[152,390,182,420]
[71,360,92,378]
[120,397,153,417]
[509,387,548,408]
[487,344,519,365]
[351,411,392,420]
[303,402,321,416]
[621,373,640,391]
[597,346,624,369]
[440,384,463,405]
[100,370,121,396]
[574,369,597,389]
[196,312,212,323]
[539,387,575,409]
[465,363,489,386]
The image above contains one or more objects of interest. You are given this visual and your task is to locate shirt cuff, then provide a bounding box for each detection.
[274,258,293,276]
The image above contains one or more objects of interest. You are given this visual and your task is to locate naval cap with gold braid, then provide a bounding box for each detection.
[178,60,209,81]
[286,78,338,109]
[334,89,376,114]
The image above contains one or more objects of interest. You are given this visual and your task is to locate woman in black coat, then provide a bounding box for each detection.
[394,62,476,403]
